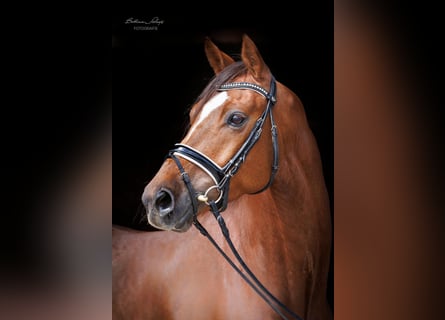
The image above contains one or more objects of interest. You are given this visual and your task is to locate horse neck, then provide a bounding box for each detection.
[195,125,327,262]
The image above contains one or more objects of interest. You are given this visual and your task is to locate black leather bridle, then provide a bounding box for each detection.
[169,76,278,211]
[167,76,303,320]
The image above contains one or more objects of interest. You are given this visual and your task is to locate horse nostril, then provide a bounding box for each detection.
[155,189,175,217]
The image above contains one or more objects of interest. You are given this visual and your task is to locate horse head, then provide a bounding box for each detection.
[142,35,286,232]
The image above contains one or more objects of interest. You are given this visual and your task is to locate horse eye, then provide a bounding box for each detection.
[227,112,247,127]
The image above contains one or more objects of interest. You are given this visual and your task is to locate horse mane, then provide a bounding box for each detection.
[194,61,247,106]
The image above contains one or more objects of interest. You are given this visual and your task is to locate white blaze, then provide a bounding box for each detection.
[187,92,228,138]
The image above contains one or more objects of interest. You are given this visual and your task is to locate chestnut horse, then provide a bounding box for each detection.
[113,35,332,320]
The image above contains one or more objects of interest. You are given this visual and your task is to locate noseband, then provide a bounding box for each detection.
[168,76,278,212]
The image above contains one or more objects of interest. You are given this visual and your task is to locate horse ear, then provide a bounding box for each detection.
[204,37,235,74]
[241,34,270,81]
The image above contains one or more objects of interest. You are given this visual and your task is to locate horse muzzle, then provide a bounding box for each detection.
[142,186,194,232]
